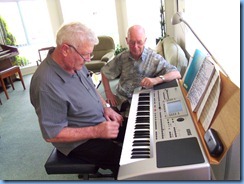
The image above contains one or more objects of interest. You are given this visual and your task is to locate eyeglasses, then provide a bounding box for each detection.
[67,44,94,61]
[128,40,145,46]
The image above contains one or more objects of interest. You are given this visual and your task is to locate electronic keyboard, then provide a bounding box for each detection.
[118,80,210,180]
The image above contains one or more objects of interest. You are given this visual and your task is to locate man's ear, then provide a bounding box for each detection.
[125,37,129,44]
[61,44,69,57]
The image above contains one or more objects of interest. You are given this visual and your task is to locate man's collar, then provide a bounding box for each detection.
[129,47,147,61]
[46,54,75,83]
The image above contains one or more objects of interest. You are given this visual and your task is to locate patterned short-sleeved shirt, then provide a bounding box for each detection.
[101,47,178,99]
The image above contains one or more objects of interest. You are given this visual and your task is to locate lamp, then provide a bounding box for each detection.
[171,12,229,78]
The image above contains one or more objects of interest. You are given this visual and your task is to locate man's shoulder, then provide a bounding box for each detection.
[144,47,158,56]
[106,50,130,65]
[142,47,162,61]
[117,50,130,60]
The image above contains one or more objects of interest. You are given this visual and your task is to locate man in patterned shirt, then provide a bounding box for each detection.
[101,25,181,112]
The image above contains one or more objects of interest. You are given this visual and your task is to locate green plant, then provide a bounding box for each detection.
[0,16,29,66]
[13,55,30,66]
[0,16,16,45]
[157,0,167,42]
[114,44,127,56]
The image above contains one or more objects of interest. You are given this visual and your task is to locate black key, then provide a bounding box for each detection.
[138,101,150,105]
[135,125,150,129]
[131,151,150,155]
[132,148,150,152]
[134,130,149,135]
[131,155,150,159]
[133,140,150,143]
[138,97,150,101]
[139,93,150,97]
[136,117,149,123]
[134,134,150,138]
[137,106,149,111]
[133,143,150,146]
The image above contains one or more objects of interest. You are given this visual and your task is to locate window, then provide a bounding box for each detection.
[0,0,54,66]
[126,0,161,48]
[60,0,162,49]
[0,0,165,67]
[60,0,119,45]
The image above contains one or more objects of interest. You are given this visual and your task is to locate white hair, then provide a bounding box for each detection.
[56,22,99,47]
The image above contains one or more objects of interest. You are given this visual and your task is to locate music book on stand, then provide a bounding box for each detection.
[183,49,206,91]
[186,57,221,131]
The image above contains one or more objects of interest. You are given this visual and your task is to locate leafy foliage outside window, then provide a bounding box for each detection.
[114,44,127,56]
[160,2,166,39]
[0,16,29,66]
[157,0,167,44]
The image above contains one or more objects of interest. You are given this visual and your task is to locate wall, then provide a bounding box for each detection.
[114,0,128,47]
[165,0,240,88]
[45,0,63,40]
[164,0,240,180]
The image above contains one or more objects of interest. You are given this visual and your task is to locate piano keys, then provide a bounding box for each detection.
[0,44,19,87]
[118,80,210,180]
[131,92,150,159]
[0,44,19,70]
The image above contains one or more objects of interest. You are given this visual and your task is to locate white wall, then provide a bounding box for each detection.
[164,0,240,180]
[45,0,64,40]
[165,0,240,88]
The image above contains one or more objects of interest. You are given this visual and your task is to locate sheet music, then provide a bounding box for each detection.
[187,58,215,112]
[196,70,219,119]
[199,73,221,131]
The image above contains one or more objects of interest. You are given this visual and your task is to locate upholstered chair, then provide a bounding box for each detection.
[85,36,115,73]
[156,36,188,77]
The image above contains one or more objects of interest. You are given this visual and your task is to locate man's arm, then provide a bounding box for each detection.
[140,70,181,88]
[101,72,118,107]
[46,121,120,143]
[157,70,181,83]
[45,92,123,143]
[96,88,123,125]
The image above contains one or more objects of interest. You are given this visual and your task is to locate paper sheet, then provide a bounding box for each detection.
[187,58,215,112]
[199,72,221,131]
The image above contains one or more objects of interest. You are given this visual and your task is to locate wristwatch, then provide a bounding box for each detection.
[103,103,111,108]
[158,75,165,82]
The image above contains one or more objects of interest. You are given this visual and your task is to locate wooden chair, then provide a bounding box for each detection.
[36,47,53,66]
[0,66,26,99]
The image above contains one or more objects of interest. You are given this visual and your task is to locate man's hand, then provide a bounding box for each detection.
[104,107,124,126]
[94,121,120,139]
[140,77,159,88]
[105,91,118,107]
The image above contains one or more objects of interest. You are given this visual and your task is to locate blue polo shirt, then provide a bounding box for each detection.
[30,49,105,155]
